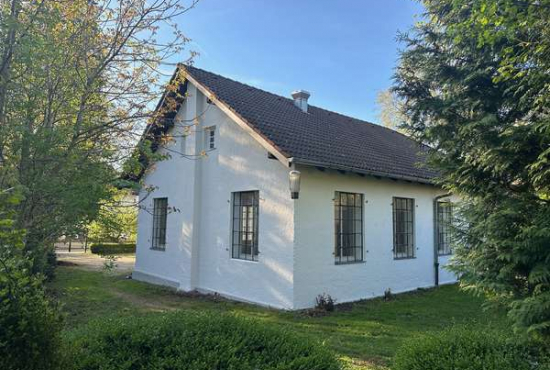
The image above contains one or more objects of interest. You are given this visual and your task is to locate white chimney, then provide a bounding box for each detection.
[291,90,311,113]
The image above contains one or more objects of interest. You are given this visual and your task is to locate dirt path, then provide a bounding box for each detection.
[56,251,135,272]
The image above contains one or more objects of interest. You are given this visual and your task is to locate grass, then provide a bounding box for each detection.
[48,266,509,370]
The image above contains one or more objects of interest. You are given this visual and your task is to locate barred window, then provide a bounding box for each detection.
[437,201,453,255]
[334,191,363,264]
[393,197,415,259]
[152,198,168,250]
[232,191,259,261]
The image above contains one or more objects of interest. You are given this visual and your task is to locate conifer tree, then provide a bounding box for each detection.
[395,0,550,338]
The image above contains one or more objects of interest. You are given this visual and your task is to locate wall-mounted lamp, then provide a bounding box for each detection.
[289,170,301,199]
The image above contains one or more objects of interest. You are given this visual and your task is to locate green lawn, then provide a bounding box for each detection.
[48,266,509,369]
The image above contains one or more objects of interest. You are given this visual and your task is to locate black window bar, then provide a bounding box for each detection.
[393,197,415,259]
[334,191,364,264]
[437,201,453,255]
[232,191,259,261]
[152,198,168,250]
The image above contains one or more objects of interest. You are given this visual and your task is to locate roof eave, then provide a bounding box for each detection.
[290,158,436,186]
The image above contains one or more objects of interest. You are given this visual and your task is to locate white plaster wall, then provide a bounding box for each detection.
[194,89,295,309]
[438,255,456,284]
[135,82,458,310]
[135,84,295,309]
[134,93,198,290]
[293,166,456,309]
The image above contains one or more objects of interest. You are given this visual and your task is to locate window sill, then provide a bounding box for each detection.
[150,247,166,252]
[231,257,259,263]
[335,260,365,265]
[437,253,453,257]
[394,256,416,260]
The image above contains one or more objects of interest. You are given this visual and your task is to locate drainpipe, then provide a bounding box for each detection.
[433,193,451,286]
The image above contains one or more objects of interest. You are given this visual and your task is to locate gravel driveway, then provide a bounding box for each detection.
[56,250,135,272]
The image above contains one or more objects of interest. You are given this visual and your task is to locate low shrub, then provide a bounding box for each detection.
[66,311,342,370]
[393,327,550,370]
[315,293,336,312]
[90,242,136,255]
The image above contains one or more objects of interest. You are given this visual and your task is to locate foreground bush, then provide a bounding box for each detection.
[90,242,136,255]
[0,245,64,370]
[393,327,550,370]
[66,312,342,370]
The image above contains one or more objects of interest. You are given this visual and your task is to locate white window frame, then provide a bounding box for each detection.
[231,191,259,261]
[334,191,364,264]
[392,197,416,259]
[151,198,168,250]
[436,201,453,256]
[205,126,216,150]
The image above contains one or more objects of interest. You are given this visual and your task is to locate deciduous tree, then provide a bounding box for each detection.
[376,88,406,132]
[0,0,197,274]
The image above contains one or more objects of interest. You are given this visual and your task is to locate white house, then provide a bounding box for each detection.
[132,65,456,310]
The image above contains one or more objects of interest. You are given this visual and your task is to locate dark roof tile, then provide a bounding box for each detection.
[185,66,437,183]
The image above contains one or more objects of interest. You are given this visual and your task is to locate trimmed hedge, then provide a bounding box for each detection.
[90,242,136,255]
[393,327,550,370]
[65,312,342,370]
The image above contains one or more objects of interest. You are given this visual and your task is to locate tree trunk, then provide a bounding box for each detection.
[0,0,20,126]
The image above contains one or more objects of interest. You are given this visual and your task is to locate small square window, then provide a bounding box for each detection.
[205,126,216,150]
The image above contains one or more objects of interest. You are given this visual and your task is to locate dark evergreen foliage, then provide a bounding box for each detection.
[393,327,550,370]
[395,0,550,338]
[90,242,136,255]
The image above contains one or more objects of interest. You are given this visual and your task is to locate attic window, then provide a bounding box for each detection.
[205,126,216,150]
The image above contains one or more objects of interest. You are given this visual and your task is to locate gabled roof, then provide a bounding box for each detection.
[132,65,437,184]
[184,66,437,184]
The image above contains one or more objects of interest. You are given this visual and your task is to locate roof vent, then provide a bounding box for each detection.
[291,90,310,113]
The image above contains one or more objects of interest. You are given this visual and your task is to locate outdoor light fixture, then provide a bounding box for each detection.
[289,170,301,199]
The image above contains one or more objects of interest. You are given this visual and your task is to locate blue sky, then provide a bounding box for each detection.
[175,0,424,123]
